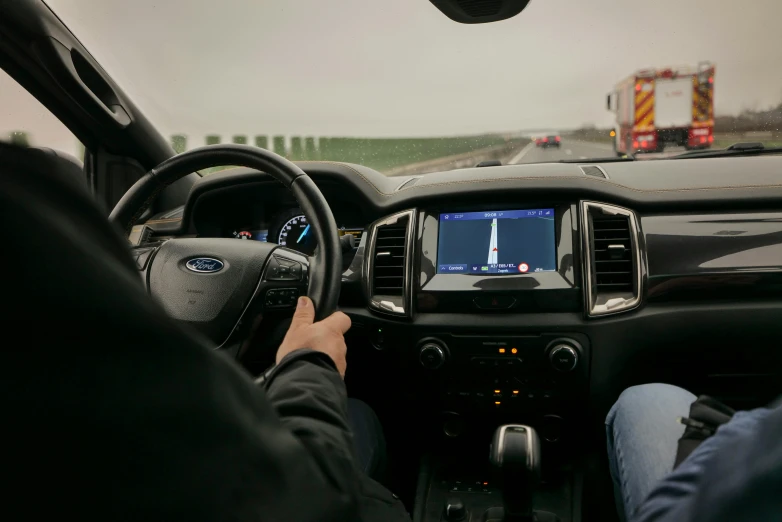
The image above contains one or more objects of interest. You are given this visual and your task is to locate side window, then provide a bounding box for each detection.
[0,69,84,161]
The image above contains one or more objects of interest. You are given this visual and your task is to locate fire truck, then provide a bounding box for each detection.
[607,62,715,155]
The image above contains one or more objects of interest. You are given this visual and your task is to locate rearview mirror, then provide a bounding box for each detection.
[429,0,531,24]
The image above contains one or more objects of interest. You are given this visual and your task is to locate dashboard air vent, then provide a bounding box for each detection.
[592,215,633,292]
[373,225,407,295]
[580,165,608,179]
[364,210,416,317]
[581,202,641,317]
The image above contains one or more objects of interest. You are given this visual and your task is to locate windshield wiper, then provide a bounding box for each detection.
[559,155,635,163]
[672,142,782,159]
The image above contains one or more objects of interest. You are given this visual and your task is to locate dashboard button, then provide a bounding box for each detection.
[471,357,491,370]
[500,358,522,375]
[419,342,447,369]
[473,295,516,310]
[549,344,579,372]
[370,327,386,350]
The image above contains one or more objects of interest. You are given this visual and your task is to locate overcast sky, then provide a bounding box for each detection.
[3,0,782,152]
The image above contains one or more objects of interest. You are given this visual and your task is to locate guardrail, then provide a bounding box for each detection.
[384,139,529,177]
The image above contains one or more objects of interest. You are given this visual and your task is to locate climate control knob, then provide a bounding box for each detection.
[419,341,447,370]
[548,344,579,372]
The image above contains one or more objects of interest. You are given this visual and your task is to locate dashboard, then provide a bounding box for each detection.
[222,205,365,257]
[161,176,369,266]
[138,156,782,431]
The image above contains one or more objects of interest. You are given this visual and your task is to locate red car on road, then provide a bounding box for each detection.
[535,134,561,148]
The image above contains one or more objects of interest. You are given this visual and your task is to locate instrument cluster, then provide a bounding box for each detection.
[227,207,364,256]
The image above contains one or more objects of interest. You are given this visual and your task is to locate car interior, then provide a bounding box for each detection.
[3,0,782,521]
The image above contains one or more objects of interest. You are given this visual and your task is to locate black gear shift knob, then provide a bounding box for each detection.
[489,425,541,473]
[490,425,541,520]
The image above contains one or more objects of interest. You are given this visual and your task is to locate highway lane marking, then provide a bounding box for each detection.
[573,141,614,151]
[508,142,536,164]
[579,156,587,159]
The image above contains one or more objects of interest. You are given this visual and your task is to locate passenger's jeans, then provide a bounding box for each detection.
[605,384,696,522]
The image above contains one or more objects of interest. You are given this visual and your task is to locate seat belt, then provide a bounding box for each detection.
[674,395,735,469]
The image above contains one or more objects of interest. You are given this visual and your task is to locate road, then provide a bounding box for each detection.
[506,139,687,164]
[507,139,615,164]
[388,138,687,176]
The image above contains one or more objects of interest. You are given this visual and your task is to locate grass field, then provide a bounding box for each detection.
[198,134,515,175]
[712,140,782,149]
[311,135,513,172]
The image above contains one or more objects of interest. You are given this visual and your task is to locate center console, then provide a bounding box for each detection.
[413,332,589,439]
[357,202,643,521]
[416,424,576,522]
[361,204,589,426]
[355,201,642,521]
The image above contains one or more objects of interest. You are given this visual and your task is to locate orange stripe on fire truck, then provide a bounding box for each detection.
[693,81,712,123]
[634,80,655,130]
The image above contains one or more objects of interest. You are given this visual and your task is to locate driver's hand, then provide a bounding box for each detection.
[276,296,351,378]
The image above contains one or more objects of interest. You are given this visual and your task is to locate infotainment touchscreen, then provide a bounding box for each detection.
[437,209,556,274]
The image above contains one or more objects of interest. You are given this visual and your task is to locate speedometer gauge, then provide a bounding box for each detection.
[278,214,316,255]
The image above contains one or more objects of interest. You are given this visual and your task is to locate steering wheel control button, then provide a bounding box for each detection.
[265,257,282,279]
[473,295,516,310]
[264,288,300,308]
[549,344,579,372]
[265,256,303,281]
[419,341,447,369]
[289,263,302,279]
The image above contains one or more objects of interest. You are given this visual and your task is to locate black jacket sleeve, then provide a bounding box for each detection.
[264,350,355,459]
[1,144,361,522]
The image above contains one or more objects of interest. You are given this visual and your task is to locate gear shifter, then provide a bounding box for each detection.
[489,425,557,521]
[490,425,540,519]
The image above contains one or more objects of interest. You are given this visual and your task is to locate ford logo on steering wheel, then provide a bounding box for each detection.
[185,257,224,273]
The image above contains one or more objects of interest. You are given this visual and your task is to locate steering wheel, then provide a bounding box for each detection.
[109,144,342,346]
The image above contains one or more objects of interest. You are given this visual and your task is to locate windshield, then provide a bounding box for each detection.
[26,0,782,174]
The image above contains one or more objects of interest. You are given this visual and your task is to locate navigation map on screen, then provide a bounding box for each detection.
[436,209,556,274]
